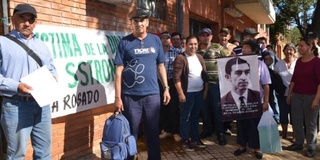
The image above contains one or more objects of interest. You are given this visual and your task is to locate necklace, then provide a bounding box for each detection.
[285,58,295,69]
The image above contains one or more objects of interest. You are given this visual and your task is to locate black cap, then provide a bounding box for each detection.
[307,32,318,39]
[13,3,37,17]
[242,28,259,36]
[220,28,230,34]
[129,9,150,20]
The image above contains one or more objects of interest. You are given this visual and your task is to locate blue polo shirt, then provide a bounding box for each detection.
[114,33,165,96]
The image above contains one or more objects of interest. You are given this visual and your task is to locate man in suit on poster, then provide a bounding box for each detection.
[221,57,261,120]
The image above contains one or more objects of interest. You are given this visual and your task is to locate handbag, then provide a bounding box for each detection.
[4,35,43,67]
[257,106,282,153]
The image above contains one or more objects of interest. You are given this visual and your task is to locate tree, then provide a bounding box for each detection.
[270,0,316,39]
[309,0,320,36]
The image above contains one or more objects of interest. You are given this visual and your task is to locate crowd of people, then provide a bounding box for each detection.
[1,5,319,160]
[114,8,320,160]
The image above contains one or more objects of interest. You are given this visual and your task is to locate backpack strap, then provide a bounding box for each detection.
[4,34,43,67]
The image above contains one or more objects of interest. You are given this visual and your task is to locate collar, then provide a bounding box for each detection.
[10,30,36,40]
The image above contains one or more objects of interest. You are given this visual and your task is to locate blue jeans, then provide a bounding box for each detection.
[179,91,203,142]
[1,98,52,160]
[202,83,224,134]
[122,94,161,160]
[277,96,291,124]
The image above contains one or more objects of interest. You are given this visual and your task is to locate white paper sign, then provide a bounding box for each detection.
[20,66,63,107]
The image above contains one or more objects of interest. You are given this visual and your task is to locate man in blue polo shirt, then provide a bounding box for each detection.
[114,8,170,160]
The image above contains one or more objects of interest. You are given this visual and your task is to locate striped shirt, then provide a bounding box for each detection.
[0,30,57,97]
[165,46,181,79]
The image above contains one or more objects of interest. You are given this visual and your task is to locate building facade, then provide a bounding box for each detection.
[0,0,275,159]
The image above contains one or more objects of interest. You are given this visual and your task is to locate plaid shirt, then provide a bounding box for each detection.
[165,46,181,79]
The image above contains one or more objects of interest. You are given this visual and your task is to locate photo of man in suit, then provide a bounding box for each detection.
[220,57,261,121]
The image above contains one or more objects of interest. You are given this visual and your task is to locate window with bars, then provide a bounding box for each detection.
[137,0,167,20]
[189,18,210,37]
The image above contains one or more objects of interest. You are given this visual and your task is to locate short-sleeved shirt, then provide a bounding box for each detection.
[274,59,297,96]
[198,43,230,83]
[258,60,272,102]
[114,33,165,96]
[291,57,320,95]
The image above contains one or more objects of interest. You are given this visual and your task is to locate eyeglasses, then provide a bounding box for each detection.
[18,15,36,24]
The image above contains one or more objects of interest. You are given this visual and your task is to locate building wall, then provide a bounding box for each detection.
[0,2,3,35]
[183,0,259,42]
[1,0,263,159]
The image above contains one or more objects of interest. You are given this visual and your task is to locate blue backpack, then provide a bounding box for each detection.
[100,112,137,160]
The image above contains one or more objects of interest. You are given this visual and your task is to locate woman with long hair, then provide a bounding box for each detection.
[285,36,320,158]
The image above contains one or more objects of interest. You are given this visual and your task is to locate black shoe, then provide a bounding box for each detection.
[199,131,212,139]
[217,134,227,146]
[285,144,303,151]
[254,151,263,159]
[305,149,316,157]
[234,148,246,156]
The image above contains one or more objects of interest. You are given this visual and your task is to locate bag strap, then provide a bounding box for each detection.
[4,35,43,67]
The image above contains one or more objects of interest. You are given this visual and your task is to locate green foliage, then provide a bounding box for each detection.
[270,0,316,41]
[285,27,301,45]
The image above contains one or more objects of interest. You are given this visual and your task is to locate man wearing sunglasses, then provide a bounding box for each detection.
[0,3,57,160]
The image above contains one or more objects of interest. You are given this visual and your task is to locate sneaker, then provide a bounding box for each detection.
[192,139,206,148]
[173,134,181,142]
[305,149,316,157]
[224,129,232,136]
[182,140,194,151]
[159,131,172,139]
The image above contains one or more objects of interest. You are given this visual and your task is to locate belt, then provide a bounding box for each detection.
[2,95,35,102]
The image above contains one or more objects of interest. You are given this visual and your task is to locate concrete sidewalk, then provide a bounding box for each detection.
[80,123,320,160]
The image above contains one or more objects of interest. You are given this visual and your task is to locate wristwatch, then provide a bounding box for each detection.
[163,86,170,90]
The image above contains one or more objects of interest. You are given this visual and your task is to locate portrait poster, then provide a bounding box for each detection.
[217,55,261,121]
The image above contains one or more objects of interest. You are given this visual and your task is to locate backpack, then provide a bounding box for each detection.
[268,68,286,97]
[100,112,137,160]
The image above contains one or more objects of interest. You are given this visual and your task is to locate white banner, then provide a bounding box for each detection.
[34,25,129,118]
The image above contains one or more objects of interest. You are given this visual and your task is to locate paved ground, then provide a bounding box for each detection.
[79,122,320,160]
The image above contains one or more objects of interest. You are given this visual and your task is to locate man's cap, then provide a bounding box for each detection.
[307,31,318,39]
[199,28,212,35]
[160,31,171,38]
[242,28,259,36]
[13,3,37,17]
[220,28,230,34]
[129,8,150,19]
